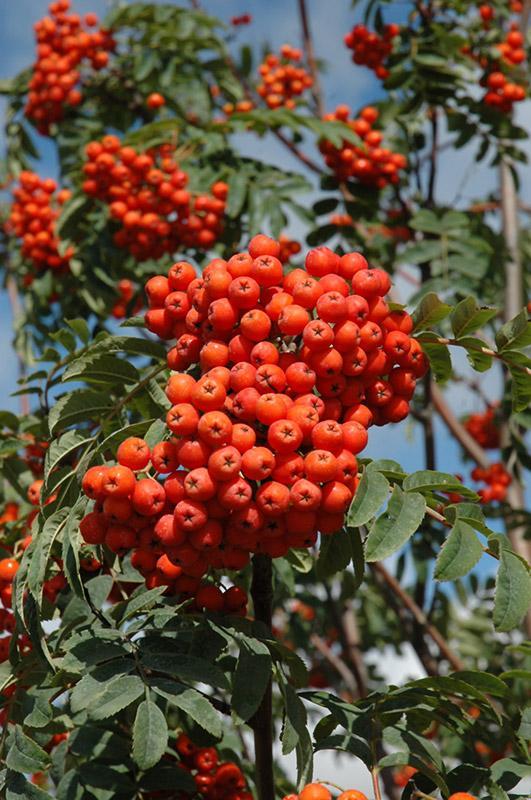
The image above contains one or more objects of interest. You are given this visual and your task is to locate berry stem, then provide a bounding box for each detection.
[371,765,383,800]
[250,553,275,800]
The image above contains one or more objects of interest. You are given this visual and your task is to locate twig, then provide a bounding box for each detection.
[297,0,325,117]
[370,562,465,672]
[310,633,358,697]
[430,383,491,469]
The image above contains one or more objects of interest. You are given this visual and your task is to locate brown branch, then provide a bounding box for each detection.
[310,633,358,697]
[430,383,491,469]
[297,0,325,117]
[273,129,325,175]
[250,554,274,800]
[370,563,465,672]
[6,276,30,416]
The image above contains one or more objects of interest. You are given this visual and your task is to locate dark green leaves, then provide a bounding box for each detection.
[151,679,222,738]
[232,639,271,723]
[132,699,168,771]
[413,292,452,331]
[316,527,361,580]
[71,673,143,719]
[365,486,426,562]
[6,728,51,774]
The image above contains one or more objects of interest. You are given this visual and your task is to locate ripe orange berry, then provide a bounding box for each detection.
[0,558,19,582]
[299,784,332,800]
[117,437,150,470]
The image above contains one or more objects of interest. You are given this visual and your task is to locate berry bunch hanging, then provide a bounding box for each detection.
[471,463,511,503]
[82,136,228,260]
[175,733,252,800]
[344,23,400,80]
[6,171,74,276]
[257,45,314,109]
[25,0,114,135]
[464,406,500,448]
[79,236,426,602]
[479,19,527,111]
[320,105,407,187]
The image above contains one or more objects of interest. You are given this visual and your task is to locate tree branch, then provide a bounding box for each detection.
[250,554,274,800]
[370,562,465,672]
[310,633,358,697]
[430,383,491,469]
[297,0,325,117]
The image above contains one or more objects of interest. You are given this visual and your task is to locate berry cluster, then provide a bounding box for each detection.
[257,45,314,109]
[25,0,114,135]
[82,136,228,260]
[278,234,302,263]
[283,784,367,800]
[175,733,251,799]
[6,172,73,275]
[78,237,424,599]
[464,407,500,448]
[111,278,142,319]
[344,23,400,80]
[320,106,407,187]
[481,24,527,111]
[471,463,511,503]
[231,14,252,26]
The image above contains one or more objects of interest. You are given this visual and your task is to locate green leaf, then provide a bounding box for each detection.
[26,507,71,603]
[316,527,352,579]
[409,210,442,233]
[450,297,497,338]
[403,470,477,498]
[365,486,426,562]
[65,318,90,345]
[422,340,452,382]
[141,649,229,690]
[435,521,484,581]
[490,535,531,632]
[132,699,168,771]
[399,240,442,265]
[412,293,452,331]
[232,639,271,723]
[280,683,308,756]
[48,391,113,434]
[226,171,248,218]
[71,674,143,719]
[518,706,531,739]
[347,470,389,527]
[151,678,222,738]
[44,430,93,482]
[62,354,139,385]
[6,727,51,773]
[495,310,531,351]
